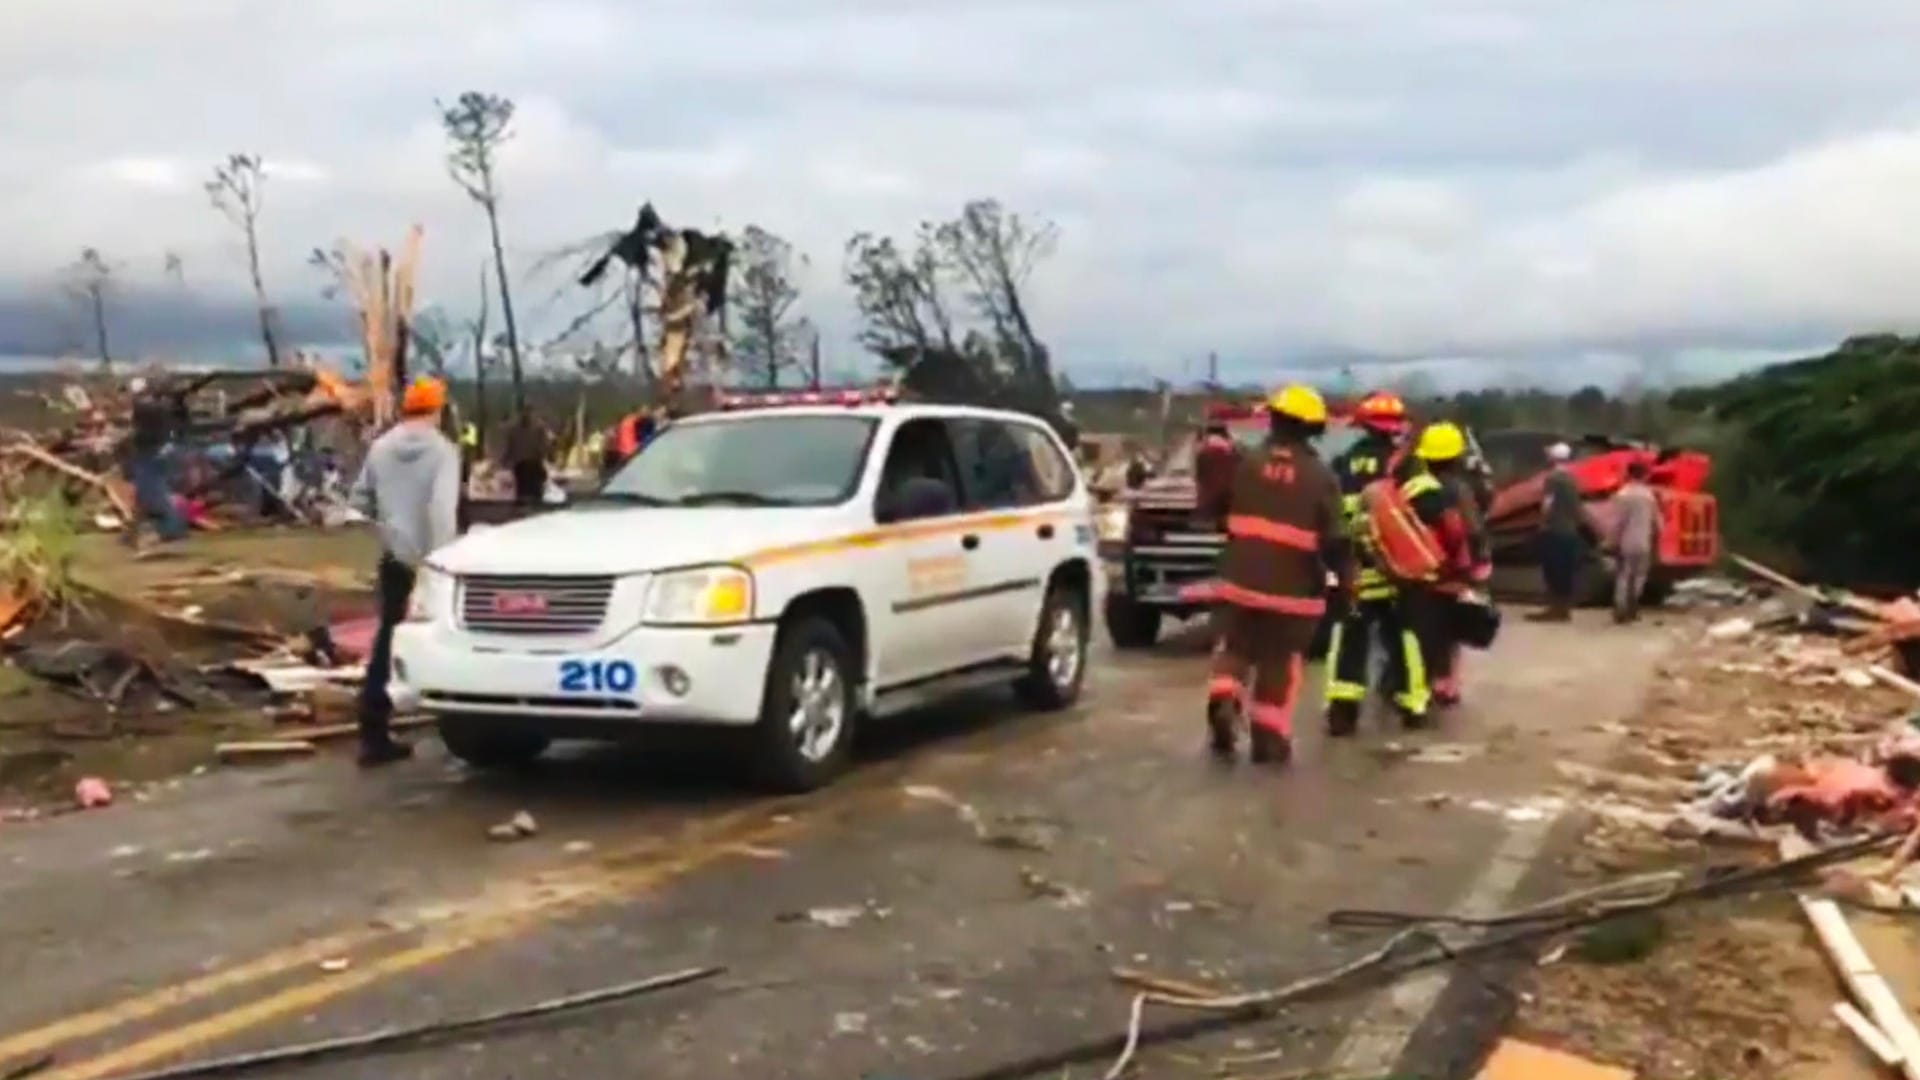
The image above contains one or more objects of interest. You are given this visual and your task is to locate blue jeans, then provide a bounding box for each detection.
[126,451,187,541]
[1539,532,1580,603]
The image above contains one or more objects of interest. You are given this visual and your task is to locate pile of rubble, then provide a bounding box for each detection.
[1,363,377,538]
[1514,557,1920,1078]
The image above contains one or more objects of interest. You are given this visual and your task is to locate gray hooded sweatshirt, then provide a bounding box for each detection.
[350,420,461,566]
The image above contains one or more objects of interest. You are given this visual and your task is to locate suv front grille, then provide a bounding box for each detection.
[459,574,616,635]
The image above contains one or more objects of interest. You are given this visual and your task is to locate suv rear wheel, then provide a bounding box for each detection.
[1017,583,1088,709]
[1105,593,1162,649]
[753,616,857,792]
[437,716,551,770]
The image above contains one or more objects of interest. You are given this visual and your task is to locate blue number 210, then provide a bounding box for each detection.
[559,659,638,694]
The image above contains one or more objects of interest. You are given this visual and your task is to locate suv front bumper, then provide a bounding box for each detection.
[393,620,778,728]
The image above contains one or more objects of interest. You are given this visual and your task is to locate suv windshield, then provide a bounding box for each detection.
[591,414,879,507]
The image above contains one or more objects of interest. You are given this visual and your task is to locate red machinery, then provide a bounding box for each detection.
[1480,435,1719,602]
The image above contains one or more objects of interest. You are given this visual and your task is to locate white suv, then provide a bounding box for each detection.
[393,394,1099,791]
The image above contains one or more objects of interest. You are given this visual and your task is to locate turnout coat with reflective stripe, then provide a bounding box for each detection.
[1211,439,1345,618]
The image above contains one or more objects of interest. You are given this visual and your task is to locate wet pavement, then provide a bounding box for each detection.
[0,614,1669,1079]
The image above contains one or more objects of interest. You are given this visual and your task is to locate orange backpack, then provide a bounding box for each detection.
[1358,449,1444,583]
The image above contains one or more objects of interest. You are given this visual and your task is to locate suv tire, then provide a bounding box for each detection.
[1017,582,1089,709]
[754,616,857,793]
[437,716,551,769]
[1105,593,1162,649]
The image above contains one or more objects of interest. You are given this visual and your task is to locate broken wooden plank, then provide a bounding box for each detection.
[1476,1038,1634,1080]
[1730,554,1886,619]
[1836,1000,1907,1068]
[1,442,135,519]
[1800,896,1920,1080]
[272,715,432,743]
[214,740,317,763]
[1870,665,1920,701]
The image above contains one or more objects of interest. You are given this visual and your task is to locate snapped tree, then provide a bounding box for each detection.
[440,91,526,411]
[64,248,116,370]
[731,225,810,389]
[845,199,1059,415]
[205,153,283,367]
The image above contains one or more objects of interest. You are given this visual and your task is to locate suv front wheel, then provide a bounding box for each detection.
[1017,583,1088,709]
[753,616,858,792]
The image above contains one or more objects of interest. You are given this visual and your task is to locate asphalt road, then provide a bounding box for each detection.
[0,613,1669,1080]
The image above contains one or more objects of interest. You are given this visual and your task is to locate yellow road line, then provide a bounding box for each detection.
[6,716,989,1075]
[0,929,380,1066]
[36,812,799,1080]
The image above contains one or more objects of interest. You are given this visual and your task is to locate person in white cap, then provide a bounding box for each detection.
[1529,441,1581,621]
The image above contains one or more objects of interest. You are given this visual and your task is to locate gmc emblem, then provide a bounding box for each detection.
[491,591,549,616]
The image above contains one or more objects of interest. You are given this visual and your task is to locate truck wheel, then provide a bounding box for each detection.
[753,616,857,793]
[1105,593,1162,649]
[437,716,551,770]
[1017,583,1088,709]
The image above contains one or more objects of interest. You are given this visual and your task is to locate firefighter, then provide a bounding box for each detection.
[1201,384,1350,766]
[1323,391,1431,733]
[1436,443,1493,706]
[1398,422,1483,711]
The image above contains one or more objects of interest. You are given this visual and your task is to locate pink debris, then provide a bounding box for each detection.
[328,617,379,663]
[74,777,113,809]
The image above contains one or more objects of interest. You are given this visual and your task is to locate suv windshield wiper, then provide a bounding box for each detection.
[574,491,670,507]
[673,490,795,507]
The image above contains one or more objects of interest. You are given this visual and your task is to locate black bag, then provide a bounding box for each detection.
[1449,590,1502,649]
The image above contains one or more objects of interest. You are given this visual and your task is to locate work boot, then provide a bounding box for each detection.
[1249,726,1292,766]
[1526,603,1572,623]
[1326,701,1360,738]
[357,739,414,768]
[1399,706,1432,730]
[1206,699,1240,761]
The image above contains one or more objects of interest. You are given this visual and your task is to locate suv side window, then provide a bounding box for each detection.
[948,417,1075,509]
[875,418,965,522]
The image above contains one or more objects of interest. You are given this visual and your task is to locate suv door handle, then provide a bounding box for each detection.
[1037,523,1055,540]
[961,534,980,551]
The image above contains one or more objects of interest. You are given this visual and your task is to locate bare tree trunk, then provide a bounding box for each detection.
[244,218,282,367]
[472,262,492,455]
[625,267,653,391]
[90,287,112,370]
[809,328,822,390]
[483,197,525,411]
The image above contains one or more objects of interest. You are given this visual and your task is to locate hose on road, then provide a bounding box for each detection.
[941,830,1897,1080]
[68,966,721,1080]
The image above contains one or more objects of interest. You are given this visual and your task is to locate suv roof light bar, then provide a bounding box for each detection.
[718,386,902,411]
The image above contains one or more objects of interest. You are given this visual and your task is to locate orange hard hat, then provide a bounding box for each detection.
[1355,390,1409,432]
[400,376,447,416]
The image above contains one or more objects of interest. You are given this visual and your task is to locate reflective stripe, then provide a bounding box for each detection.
[1358,584,1396,601]
[1401,473,1441,499]
[1395,627,1430,715]
[1326,679,1366,702]
[1249,700,1291,737]
[1215,582,1326,617]
[1207,675,1243,699]
[1226,514,1319,551]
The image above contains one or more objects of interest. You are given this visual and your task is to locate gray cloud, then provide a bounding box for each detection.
[4,0,1920,379]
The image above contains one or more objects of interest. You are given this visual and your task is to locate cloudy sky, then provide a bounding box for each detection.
[4,0,1920,385]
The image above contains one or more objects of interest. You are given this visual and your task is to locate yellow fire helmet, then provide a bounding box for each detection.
[1415,421,1468,462]
[1266,384,1329,425]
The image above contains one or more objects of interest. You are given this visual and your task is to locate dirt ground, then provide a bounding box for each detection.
[1511,623,1920,1079]
[0,529,379,810]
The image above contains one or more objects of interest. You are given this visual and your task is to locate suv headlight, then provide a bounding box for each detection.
[643,566,755,626]
[406,566,452,623]
[1095,503,1130,543]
